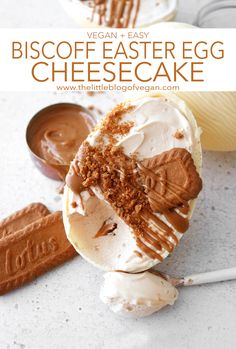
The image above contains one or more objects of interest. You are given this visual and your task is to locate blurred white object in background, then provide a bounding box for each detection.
[177,92,236,151]
[196,0,236,28]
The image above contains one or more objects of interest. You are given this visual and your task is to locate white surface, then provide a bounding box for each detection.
[0,91,236,349]
[0,1,236,349]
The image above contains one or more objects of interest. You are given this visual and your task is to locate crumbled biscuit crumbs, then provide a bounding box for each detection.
[174,130,184,139]
[100,103,134,139]
[88,105,103,116]
[71,201,78,208]
[76,142,150,238]
[86,91,95,97]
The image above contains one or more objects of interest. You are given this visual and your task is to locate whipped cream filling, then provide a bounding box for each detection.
[100,271,178,317]
[64,94,201,272]
[116,97,193,158]
[60,0,177,28]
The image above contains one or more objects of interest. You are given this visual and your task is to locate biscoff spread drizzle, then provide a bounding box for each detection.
[93,221,117,238]
[67,103,202,261]
[75,141,202,260]
[85,0,141,28]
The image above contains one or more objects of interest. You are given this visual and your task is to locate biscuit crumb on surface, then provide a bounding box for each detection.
[174,130,184,139]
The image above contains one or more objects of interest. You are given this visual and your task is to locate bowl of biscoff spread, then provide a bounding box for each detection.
[26,103,96,181]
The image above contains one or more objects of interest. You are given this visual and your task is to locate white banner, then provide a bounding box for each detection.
[0,28,235,92]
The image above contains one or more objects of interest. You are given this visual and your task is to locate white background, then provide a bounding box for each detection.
[1,29,235,92]
[0,1,236,349]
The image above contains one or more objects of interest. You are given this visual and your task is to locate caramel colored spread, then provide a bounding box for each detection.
[94,221,117,238]
[28,104,94,179]
[88,0,141,28]
[66,162,85,194]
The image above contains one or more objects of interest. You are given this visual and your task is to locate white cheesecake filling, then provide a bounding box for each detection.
[64,94,201,272]
[116,97,193,158]
[100,271,178,317]
[60,0,177,28]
